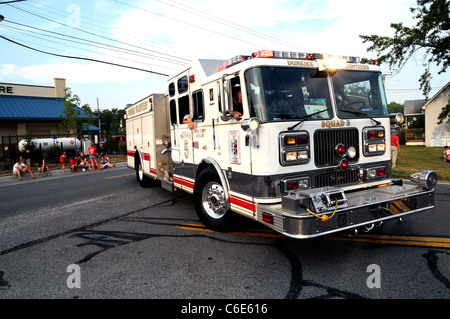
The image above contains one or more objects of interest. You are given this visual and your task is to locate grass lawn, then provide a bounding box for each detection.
[391,145,450,183]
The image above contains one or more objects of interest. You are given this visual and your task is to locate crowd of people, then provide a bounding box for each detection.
[12,143,115,181]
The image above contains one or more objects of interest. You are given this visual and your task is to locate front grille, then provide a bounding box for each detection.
[315,168,360,188]
[314,129,359,166]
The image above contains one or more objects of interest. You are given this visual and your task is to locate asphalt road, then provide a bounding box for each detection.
[0,164,449,309]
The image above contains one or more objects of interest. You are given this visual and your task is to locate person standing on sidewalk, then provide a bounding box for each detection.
[391,134,401,168]
[88,142,102,171]
[60,151,66,173]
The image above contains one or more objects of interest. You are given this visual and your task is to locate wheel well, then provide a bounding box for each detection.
[196,161,213,180]
[134,150,141,167]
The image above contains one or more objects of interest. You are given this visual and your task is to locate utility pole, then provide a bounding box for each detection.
[97,97,102,142]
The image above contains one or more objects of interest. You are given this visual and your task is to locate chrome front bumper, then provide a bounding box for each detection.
[257,179,435,239]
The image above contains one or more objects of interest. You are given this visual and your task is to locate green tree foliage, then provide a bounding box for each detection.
[59,88,95,137]
[437,102,450,124]
[360,0,449,101]
[99,108,125,137]
[388,102,404,114]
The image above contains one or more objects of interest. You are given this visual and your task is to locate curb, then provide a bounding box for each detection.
[0,162,128,187]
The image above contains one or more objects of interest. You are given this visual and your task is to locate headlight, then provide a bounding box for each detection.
[365,166,387,180]
[282,176,310,193]
[347,146,357,159]
[363,127,386,156]
[284,150,309,162]
[285,152,298,161]
[280,131,310,166]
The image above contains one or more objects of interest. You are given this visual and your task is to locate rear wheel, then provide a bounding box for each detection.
[135,157,156,187]
[194,167,232,230]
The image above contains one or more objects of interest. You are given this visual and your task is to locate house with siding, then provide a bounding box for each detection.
[403,81,450,147]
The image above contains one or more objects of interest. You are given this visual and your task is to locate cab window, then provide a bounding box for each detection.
[192,90,204,121]
[178,95,190,124]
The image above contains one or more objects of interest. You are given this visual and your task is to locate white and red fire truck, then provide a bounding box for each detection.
[125,50,437,238]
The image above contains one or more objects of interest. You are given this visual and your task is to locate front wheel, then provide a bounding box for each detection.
[194,167,232,230]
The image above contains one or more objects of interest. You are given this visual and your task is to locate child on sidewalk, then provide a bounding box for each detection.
[60,152,66,173]
[39,157,52,177]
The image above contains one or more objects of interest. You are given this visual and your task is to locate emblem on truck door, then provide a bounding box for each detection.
[228,131,241,164]
[184,140,189,158]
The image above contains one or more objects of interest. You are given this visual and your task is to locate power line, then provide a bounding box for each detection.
[6,3,191,64]
[0,0,27,3]
[386,86,444,92]
[0,34,169,76]
[154,0,307,51]
[23,0,214,59]
[0,25,180,73]
[2,20,187,65]
[111,0,277,50]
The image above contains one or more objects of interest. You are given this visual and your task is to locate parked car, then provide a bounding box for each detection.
[100,135,126,148]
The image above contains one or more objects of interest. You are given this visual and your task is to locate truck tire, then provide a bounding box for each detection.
[194,166,232,231]
[136,158,153,187]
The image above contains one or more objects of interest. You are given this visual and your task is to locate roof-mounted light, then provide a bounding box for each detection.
[306,53,323,60]
[227,55,251,68]
[252,50,275,58]
[219,50,362,72]
[323,56,347,70]
[343,56,361,64]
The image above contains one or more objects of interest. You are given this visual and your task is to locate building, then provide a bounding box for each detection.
[403,81,450,147]
[0,78,99,159]
[423,81,450,147]
[404,99,426,145]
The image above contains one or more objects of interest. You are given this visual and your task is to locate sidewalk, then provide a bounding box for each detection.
[0,162,128,188]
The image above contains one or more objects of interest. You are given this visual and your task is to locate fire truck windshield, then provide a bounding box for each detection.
[332,70,388,119]
[245,67,333,122]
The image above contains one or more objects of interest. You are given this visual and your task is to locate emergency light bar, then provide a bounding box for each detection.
[218,50,361,71]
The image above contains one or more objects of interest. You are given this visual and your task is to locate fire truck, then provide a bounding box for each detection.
[125,50,437,238]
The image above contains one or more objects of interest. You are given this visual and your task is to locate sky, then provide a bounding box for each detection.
[0,0,448,110]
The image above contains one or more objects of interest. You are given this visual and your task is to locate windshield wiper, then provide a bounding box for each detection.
[339,109,381,126]
[288,109,328,130]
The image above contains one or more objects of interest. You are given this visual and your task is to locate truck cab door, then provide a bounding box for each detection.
[169,84,195,192]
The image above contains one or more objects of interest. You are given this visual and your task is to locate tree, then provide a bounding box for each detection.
[437,102,450,124]
[388,101,404,114]
[360,0,449,113]
[59,88,94,137]
[99,108,125,137]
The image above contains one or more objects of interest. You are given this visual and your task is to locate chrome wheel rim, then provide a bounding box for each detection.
[201,182,226,219]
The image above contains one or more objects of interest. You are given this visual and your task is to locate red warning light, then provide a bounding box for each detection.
[340,159,349,169]
[336,144,346,156]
